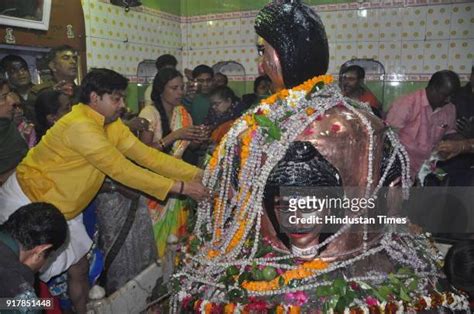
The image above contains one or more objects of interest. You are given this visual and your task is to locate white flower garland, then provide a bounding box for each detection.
[169,82,467,313]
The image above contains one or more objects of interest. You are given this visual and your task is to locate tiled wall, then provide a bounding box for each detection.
[82,0,473,109]
[82,0,183,110]
[181,1,473,81]
[82,0,182,78]
[180,1,473,107]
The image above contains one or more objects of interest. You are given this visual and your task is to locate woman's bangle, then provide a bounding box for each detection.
[179,181,184,194]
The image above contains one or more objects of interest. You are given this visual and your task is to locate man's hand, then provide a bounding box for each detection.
[436,140,464,160]
[53,80,74,96]
[171,180,210,202]
[125,117,150,133]
[456,117,474,138]
[174,126,209,141]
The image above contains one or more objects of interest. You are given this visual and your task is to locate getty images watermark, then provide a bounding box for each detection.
[286,195,407,226]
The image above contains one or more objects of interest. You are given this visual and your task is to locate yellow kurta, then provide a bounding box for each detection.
[16,103,200,220]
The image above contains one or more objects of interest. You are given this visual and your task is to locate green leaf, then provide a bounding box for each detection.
[226,265,239,277]
[265,136,274,144]
[256,245,273,258]
[278,276,285,287]
[170,278,180,291]
[335,298,348,313]
[322,302,330,313]
[189,238,200,254]
[316,285,333,297]
[328,296,339,309]
[344,290,356,305]
[400,287,411,302]
[268,125,282,140]
[356,281,372,290]
[305,81,325,100]
[407,279,419,291]
[378,286,393,300]
[397,267,413,276]
[373,288,387,302]
[238,272,252,285]
[254,114,273,127]
[333,278,347,295]
[388,273,401,286]
[203,232,212,242]
[227,288,242,302]
[252,269,264,281]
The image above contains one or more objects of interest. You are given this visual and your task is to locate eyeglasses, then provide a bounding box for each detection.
[257,45,265,57]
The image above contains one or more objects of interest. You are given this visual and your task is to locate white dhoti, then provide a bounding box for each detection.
[0,173,92,282]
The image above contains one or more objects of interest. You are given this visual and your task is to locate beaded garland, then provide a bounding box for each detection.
[168,76,469,313]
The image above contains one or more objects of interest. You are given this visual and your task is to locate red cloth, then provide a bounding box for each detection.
[386,89,456,178]
[38,281,62,314]
[357,89,381,109]
[211,120,235,143]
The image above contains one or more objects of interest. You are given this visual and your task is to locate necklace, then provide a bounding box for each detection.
[291,243,319,258]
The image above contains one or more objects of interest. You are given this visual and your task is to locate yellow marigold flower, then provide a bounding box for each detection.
[289,305,301,314]
[305,107,316,116]
[207,249,219,259]
[242,259,329,291]
[279,89,289,99]
[204,302,213,314]
[303,259,328,269]
[209,157,217,169]
[224,303,236,313]
[243,114,255,126]
[226,219,247,252]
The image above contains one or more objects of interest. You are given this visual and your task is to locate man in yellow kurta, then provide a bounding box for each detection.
[0,68,208,313]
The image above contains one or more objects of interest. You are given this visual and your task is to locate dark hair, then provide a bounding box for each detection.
[192,64,214,79]
[35,90,64,138]
[209,85,238,103]
[155,54,177,71]
[79,68,128,104]
[341,65,365,80]
[215,72,228,85]
[205,86,244,128]
[428,70,461,91]
[255,0,329,89]
[150,68,183,141]
[0,203,68,255]
[444,241,474,297]
[46,45,76,64]
[254,75,271,94]
[0,55,28,73]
